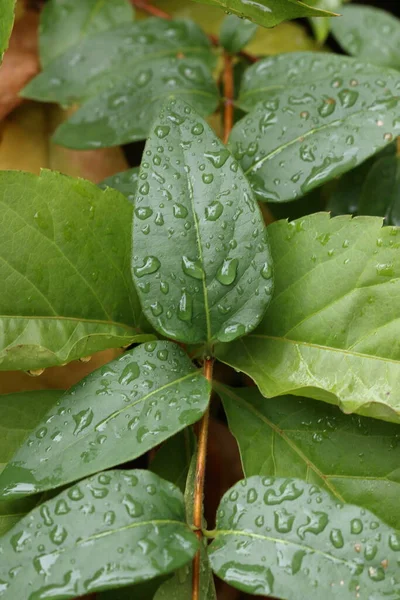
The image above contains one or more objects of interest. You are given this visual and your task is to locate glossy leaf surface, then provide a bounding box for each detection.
[191,0,335,28]
[331,5,400,70]
[0,170,149,371]
[22,19,214,105]
[232,57,400,202]
[0,470,198,599]
[39,0,134,67]
[0,0,14,58]
[0,341,210,499]
[218,384,400,529]
[150,430,195,492]
[53,57,219,149]
[132,99,273,345]
[98,167,139,204]
[0,391,61,535]
[216,214,400,422]
[358,155,400,226]
[208,476,400,597]
[219,15,258,54]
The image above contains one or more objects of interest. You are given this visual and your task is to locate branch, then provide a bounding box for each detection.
[192,357,213,600]
[223,53,234,145]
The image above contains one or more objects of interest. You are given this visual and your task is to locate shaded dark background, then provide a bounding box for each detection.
[354,0,400,15]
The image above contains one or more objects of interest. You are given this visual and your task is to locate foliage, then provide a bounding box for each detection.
[1,0,400,599]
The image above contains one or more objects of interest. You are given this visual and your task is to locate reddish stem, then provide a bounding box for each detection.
[223,53,234,144]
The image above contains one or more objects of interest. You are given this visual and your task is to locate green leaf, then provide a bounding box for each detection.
[98,167,139,204]
[22,18,214,105]
[0,470,199,599]
[0,0,14,59]
[39,0,134,67]
[132,98,273,345]
[217,384,400,530]
[99,577,168,600]
[219,15,258,54]
[358,155,400,226]
[0,391,61,535]
[52,57,220,149]
[190,0,336,29]
[0,169,150,371]
[215,213,400,423]
[307,0,342,43]
[331,5,400,70]
[150,430,196,492]
[208,476,400,598]
[0,341,211,499]
[232,54,400,202]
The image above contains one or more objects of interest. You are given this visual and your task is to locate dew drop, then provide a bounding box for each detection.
[134,256,161,278]
[216,258,239,285]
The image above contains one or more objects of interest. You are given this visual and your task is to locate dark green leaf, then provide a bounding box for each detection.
[217,384,400,529]
[0,470,198,599]
[98,167,139,204]
[99,577,168,600]
[231,55,400,202]
[0,0,14,58]
[0,169,151,371]
[358,155,400,226]
[215,213,400,422]
[39,0,134,67]
[0,341,210,499]
[191,0,336,29]
[331,5,400,70]
[150,429,196,492]
[22,19,214,105]
[52,58,219,149]
[208,476,400,598]
[219,15,258,54]
[0,391,61,535]
[132,98,273,345]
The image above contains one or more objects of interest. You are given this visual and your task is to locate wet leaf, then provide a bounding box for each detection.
[190,0,336,28]
[217,384,400,530]
[99,577,168,600]
[216,213,400,423]
[358,155,400,226]
[39,0,134,67]
[232,53,400,202]
[208,476,400,598]
[22,18,214,105]
[219,15,258,54]
[331,5,400,70]
[98,167,139,204]
[150,429,196,493]
[0,470,198,599]
[53,57,219,149]
[0,341,210,499]
[0,0,15,58]
[0,170,150,371]
[0,391,61,535]
[132,98,273,345]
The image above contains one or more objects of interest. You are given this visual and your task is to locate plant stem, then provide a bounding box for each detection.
[192,357,213,600]
[223,53,234,145]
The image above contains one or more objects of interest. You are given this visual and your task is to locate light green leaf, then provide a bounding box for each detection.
[132,98,273,345]
[358,155,400,226]
[0,170,151,371]
[190,0,336,29]
[52,57,220,149]
[208,476,400,598]
[0,391,61,536]
[22,18,214,105]
[0,341,210,499]
[217,384,400,530]
[0,0,14,59]
[0,470,199,599]
[150,429,196,493]
[331,5,400,70]
[98,167,139,204]
[232,54,400,202]
[39,0,134,67]
[216,213,400,423]
[308,0,343,43]
[219,15,258,54]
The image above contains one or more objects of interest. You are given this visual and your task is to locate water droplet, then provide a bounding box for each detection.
[154,125,170,138]
[50,525,68,545]
[350,518,363,534]
[122,494,144,518]
[173,203,188,218]
[261,263,272,279]
[216,258,239,285]
[55,500,70,515]
[219,323,246,342]
[338,89,359,108]
[150,301,163,317]
[178,290,193,322]
[202,173,214,184]
[191,123,204,135]
[274,508,295,533]
[376,263,394,277]
[135,206,153,220]
[181,255,203,280]
[205,200,223,221]
[160,281,169,294]
[330,528,344,549]
[134,256,161,278]
[204,148,230,168]
[73,408,94,435]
